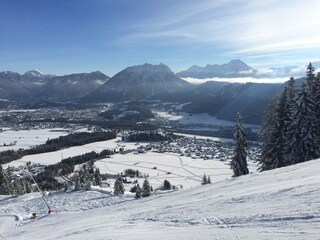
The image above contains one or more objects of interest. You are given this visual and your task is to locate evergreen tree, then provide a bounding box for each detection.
[207,176,211,184]
[287,78,320,163]
[142,178,151,197]
[306,62,316,95]
[315,72,320,139]
[202,173,208,185]
[231,113,249,177]
[315,73,320,107]
[259,77,297,170]
[267,87,288,169]
[13,180,23,195]
[74,176,81,191]
[258,96,278,170]
[284,77,298,165]
[0,165,4,192]
[114,178,124,195]
[0,165,3,184]
[94,168,102,186]
[23,180,32,193]
[135,183,142,198]
[0,166,14,195]
[164,179,171,190]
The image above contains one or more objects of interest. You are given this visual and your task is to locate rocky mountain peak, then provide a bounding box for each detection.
[125,63,173,74]
[23,69,45,78]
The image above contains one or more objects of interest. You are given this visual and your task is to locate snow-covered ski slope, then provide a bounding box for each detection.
[1,159,319,240]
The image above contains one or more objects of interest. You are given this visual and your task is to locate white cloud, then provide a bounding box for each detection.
[256,69,275,75]
[238,69,254,75]
[121,0,320,65]
[290,67,305,74]
[182,77,288,85]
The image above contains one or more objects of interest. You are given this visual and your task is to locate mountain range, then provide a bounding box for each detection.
[177,59,257,78]
[0,70,109,102]
[177,59,320,79]
[0,60,311,124]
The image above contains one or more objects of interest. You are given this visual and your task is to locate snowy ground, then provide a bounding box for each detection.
[3,130,257,189]
[1,159,319,239]
[2,129,316,239]
[154,111,260,131]
[95,152,233,189]
[3,137,144,168]
[0,128,69,151]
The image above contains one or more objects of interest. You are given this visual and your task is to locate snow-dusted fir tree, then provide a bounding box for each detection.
[135,183,141,198]
[316,72,320,104]
[258,96,278,171]
[94,168,102,186]
[142,178,151,197]
[259,77,297,171]
[286,78,320,164]
[231,113,249,177]
[0,166,14,195]
[13,180,24,195]
[284,77,298,165]
[207,176,211,184]
[202,173,208,185]
[114,178,124,195]
[306,62,316,95]
[163,180,171,190]
[267,87,289,168]
[23,180,32,194]
[74,176,81,191]
[315,72,320,137]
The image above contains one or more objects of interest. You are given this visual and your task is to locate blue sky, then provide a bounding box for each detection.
[1,0,320,76]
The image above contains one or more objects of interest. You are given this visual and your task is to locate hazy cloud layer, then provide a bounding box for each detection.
[123,0,320,67]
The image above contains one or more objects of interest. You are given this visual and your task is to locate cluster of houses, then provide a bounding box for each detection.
[6,162,45,180]
[120,134,259,163]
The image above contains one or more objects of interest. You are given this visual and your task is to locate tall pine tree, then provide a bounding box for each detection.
[135,183,141,198]
[314,72,320,140]
[231,113,249,177]
[286,78,320,163]
[258,96,278,170]
[0,166,14,195]
[284,77,298,165]
[114,178,124,195]
[142,178,151,197]
[306,62,316,95]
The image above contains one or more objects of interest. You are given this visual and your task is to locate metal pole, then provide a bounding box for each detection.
[24,166,51,213]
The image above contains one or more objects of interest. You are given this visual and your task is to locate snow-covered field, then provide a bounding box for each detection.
[155,111,260,131]
[1,158,319,239]
[2,137,144,168]
[95,152,232,189]
[0,128,69,151]
[2,130,255,190]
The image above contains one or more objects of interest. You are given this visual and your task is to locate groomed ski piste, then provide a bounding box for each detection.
[1,160,319,239]
[0,130,319,239]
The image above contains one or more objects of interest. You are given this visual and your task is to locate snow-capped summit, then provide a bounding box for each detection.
[126,63,173,74]
[85,63,192,102]
[23,69,45,78]
[177,59,257,78]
